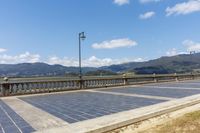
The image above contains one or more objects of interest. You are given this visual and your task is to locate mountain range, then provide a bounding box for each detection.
[0,53,200,77]
[101,53,200,74]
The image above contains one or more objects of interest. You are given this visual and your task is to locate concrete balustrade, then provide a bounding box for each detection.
[0,73,200,97]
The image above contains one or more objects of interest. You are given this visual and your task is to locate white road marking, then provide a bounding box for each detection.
[0,123,5,133]
[0,105,23,133]
[2,98,70,131]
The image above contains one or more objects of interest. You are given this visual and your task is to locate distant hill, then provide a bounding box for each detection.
[1,53,200,77]
[0,63,97,77]
[101,53,200,74]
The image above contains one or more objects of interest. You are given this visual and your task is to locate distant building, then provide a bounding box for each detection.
[190,51,196,55]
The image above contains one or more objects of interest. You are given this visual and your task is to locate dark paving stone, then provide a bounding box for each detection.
[3,126,21,133]
[21,126,37,133]
[102,85,200,98]
[0,100,35,133]
[20,91,166,123]
[146,80,200,88]
[180,80,200,83]
[157,83,200,88]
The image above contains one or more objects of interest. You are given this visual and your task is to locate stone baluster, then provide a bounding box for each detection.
[2,77,10,96]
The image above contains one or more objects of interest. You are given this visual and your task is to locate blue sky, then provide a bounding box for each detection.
[0,0,200,67]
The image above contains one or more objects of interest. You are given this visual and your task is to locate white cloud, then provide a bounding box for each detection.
[140,0,162,4]
[113,0,129,5]
[0,52,40,64]
[166,40,200,56]
[92,38,137,49]
[166,0,200,16]
[47,56,144,67]
[47,56,79,67]
[139,11,155,19]
[0,48,7,53]
[0,51,144,67]
[166,48,187,56]
[166,48,178,56]
[183,40,200,52]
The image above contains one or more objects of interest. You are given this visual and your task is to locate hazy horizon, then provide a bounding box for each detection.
[0,52,197,68]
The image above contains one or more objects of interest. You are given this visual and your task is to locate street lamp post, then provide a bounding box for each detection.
[78,32,86,89]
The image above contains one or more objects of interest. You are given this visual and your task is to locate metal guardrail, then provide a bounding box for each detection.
[0,73,199,97]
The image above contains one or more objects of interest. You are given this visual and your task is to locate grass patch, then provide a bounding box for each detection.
[143,110,200,133]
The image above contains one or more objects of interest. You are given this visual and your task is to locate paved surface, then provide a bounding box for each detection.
[146,81,200,88]
[100,86,200,98]
[20,92,165,123]
[1,79,200,133]
[0,100,35,133]
[2,98,69,132]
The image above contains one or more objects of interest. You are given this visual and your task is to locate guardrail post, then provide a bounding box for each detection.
[2,77,10,96]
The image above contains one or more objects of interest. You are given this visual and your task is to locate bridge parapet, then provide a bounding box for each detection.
[0,73,199,97]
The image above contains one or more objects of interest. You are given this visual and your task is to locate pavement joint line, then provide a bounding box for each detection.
[0,123,5,133]
[142,86,200,90]
[85,90,175,101]
[0,104,23,133]
[2,97,70,131]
